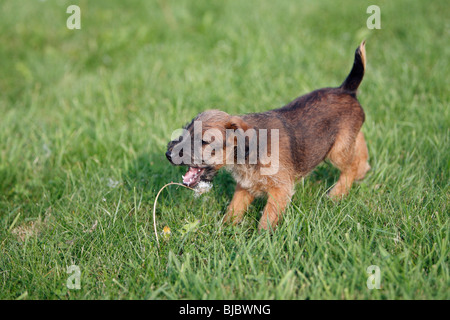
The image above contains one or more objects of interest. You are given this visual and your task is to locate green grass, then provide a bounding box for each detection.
[0,0,448,300]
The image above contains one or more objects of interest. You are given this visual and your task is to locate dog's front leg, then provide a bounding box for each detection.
[259,187,293,231]
[224,183,254,225]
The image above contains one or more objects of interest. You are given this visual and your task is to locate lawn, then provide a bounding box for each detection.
[0,0,448,299]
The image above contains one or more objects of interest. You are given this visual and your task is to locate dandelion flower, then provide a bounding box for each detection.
[194,181,213,197]
[162,226,171,240]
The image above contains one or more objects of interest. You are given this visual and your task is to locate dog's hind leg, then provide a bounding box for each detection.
[328,130,369,198]
[354,131,371,181]
[224,183,254,225]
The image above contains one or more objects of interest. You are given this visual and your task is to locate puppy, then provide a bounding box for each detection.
[166,42,370,231]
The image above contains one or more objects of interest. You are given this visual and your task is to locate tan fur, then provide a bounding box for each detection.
[359,41,366,69]
[327,131,370,198]
[224,183,255,225]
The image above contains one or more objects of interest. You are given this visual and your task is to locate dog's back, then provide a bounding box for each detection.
[243,41,367,175]
[278,88,365,174]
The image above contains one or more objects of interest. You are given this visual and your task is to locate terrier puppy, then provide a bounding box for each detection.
[166,42,370,231]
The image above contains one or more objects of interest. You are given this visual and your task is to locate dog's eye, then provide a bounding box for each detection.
[202,140,210,145]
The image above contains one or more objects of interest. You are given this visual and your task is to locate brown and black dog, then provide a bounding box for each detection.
[166,42,370,231]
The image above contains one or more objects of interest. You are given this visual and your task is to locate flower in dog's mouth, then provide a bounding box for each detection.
[182,167,206,187]
[193,181,213,197]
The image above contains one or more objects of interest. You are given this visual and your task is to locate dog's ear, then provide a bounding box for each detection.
[225,116,256,162]
[225,116,249,131]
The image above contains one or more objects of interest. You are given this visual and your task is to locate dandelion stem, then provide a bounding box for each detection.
[152,182,195,247]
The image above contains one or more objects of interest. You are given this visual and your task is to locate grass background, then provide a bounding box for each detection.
[0,0,448,299]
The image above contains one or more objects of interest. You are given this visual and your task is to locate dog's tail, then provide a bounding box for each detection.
[340,41,366,92]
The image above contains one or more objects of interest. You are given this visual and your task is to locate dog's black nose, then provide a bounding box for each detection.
[165,151,172,162]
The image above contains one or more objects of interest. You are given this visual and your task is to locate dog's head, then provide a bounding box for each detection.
[166,110,251,188]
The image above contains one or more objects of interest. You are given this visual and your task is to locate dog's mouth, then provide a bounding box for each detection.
[182,167,206,187]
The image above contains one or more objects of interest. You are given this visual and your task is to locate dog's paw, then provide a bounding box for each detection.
[327,185,348,200]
